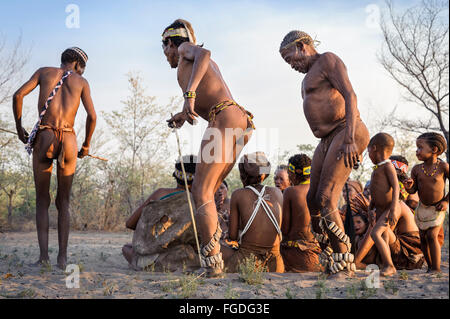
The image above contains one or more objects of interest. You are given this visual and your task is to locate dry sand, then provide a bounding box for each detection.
[0,230,448,299]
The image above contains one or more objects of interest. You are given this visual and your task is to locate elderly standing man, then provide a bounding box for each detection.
[279,31,369,277]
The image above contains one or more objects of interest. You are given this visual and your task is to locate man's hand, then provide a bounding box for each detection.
[17,126,29,144]
[78,145,89,159]
[338,141,359,168]
[436,200,448,212]
[182,98,199,125]
[167,112,187,129]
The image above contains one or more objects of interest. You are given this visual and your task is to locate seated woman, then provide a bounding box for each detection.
[122,155,197,267]
[222,152,285,273]
[280,154,322,272]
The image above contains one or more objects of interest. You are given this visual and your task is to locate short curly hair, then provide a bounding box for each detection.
[288,153,311,184]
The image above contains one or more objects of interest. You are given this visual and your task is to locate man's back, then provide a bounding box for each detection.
[233,185,283,248]
[36,67,86,128]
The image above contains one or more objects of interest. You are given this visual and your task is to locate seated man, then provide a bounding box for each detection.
[122,155,197,268]
[281,154,322,272]
[222,152,285,273]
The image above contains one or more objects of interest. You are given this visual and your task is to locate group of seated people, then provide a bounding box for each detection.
[122,131,447,276]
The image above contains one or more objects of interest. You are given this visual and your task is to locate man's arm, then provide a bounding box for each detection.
[323,53,359,168]
[12,69,41,143]
[78,79,97,158]
[228,191,240,241]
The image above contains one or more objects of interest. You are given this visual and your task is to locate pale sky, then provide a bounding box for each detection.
[0,0,430,166]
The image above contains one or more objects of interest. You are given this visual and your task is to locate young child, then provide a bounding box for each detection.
[389,155,420,212]
[367,133,400,276]
[404,132,448,273]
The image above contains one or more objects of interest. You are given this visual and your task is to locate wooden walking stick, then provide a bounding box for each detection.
[170,114,203,268]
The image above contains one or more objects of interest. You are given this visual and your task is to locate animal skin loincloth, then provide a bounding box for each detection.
[281,237,322,272]
[208,100,255,130]
[389,230,425,270]
[415,201,446,230]
[225,242,285,273]
[317,121,346,156]
[37,125,75,169]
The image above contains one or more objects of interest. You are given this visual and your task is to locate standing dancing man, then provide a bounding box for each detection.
[163,19,254,277]
[279,31,369,277]
[12,47,96,269]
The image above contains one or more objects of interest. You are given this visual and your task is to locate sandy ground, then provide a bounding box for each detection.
[0,230,448,299]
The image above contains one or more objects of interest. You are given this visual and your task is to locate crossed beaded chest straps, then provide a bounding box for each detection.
[238,185,283,244]
[25,71,73,155]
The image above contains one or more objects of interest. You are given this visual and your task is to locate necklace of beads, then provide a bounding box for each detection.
[421,159,440,177]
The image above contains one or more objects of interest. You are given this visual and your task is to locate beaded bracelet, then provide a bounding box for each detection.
[183,91,196,99]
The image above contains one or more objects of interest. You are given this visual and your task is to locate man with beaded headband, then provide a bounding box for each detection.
[162,19,255,277]
[12,47,96,269]
[279,31,370,277]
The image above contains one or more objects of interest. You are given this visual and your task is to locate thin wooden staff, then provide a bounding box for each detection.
[1,127,108,161]
[170,114,203,268]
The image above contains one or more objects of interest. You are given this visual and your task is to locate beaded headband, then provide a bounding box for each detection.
[174,168,194,182]
[280,36,321,51]
[391,160,408,174]
[162,23,195,44]
[68,47,88,64]
[288,163,311,176]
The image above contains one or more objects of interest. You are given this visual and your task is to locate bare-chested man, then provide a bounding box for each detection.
[279,31,369,277]
[12,47,96,269]
[222,152,284,273]
[281,154,321,272]
[162,19,254,277]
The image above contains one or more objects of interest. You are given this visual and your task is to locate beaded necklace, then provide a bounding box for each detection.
[421,159,440,177]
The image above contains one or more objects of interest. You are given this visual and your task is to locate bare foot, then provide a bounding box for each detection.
[30,257,50,267]
[327,270,354,280]
[381,265,397,277]
[428,269,441,275]
[57,254,67,270]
